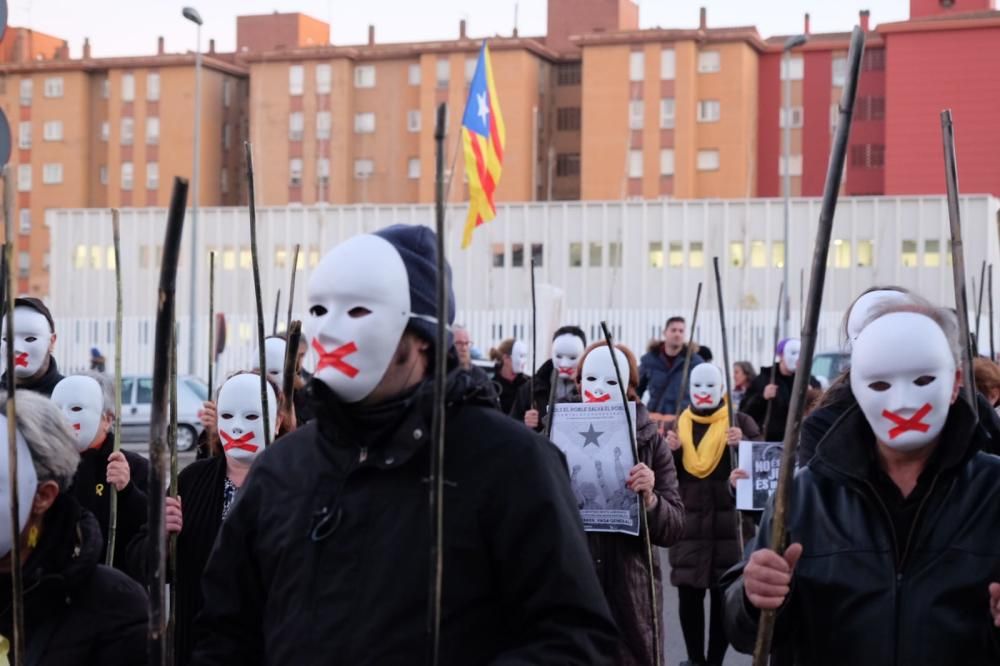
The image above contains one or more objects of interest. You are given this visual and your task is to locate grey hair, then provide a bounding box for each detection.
[72,370,116,416]
[0,391,80,491]
[864,296,961,366]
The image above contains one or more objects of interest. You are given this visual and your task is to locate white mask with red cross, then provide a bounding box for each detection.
[581,346,628,403]
[850,312,956,451]
[552,334,585,381]
[689,363,724,410]
[217,374,278,463]
[1,307,52,378]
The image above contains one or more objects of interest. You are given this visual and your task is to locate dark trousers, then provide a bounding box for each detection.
[677,584,728,665]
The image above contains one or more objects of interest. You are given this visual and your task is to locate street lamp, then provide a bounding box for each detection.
[782,33,807,339]
[183,6,202,376]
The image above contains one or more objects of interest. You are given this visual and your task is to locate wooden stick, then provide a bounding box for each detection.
[244,142,272,448]
[148,177,189,666]
[761,281,785,438]
[713,256,744,554]
[166,323,178,666]
[990,264,995,361]
[428,102,448,666]
[673,282,703,420]
[286,244,300,335]
[106,208,123,566]
[599,321,660,666]
[976,260,987,349]
[272,289,281,336]
[2,165,24,665]
[941,110,977,405]
[529,257,537,406]
[207,252,215,400]
[752,26,865,666]
[281,320,302,428]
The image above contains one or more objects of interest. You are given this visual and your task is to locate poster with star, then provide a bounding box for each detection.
[550,402,640,536]
[736,440,784,511]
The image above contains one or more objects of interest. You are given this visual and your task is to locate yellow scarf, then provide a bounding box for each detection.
[678,400,729,479]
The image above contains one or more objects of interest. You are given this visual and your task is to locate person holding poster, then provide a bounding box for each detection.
[571,342,684,666]
[666,363,760,666]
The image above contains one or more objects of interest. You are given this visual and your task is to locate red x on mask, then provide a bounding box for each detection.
[693,393,715,406]
[584,390,612,403]
[312,338,360,378]
[882,403,932,440]
[222,431,257,453]
[14,353,28,368]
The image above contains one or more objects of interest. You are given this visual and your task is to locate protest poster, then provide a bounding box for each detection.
[550,401,640,536]
[736,440,783,511]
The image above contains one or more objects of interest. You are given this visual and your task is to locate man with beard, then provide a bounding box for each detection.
[639,317,703,425]
[192,225,617,664]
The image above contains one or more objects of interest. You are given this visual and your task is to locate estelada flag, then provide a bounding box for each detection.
[460,41,505,249]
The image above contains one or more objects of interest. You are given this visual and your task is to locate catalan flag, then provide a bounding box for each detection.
[460,42,505,249]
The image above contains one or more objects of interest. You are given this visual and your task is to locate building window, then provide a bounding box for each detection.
[511,243,524,268]
[628,150,643,178]
[17,165,30,192]
[18,252,29,279]
[660,98,675,129]
[121,118,134,145]
[316,111,331,140]
[697,100,721,123]
[317,158,330,186]
[289,112,304,141]
[531,243,544,267]
[435,59,450,88]
[589,242,603,267]
[354,159,374,179]
[18,122,30,149]
[729,241,745,267]
[223,123,231,149]
[492,243,505,268]
[648,242,664,268]
[779,106,804,128]
[660,149,675,176]
[19,78,32,106]
[147,72,160,101]
[628,99,644,130]
[923,239,941,267]
[661,48,675,79]
[465,57,477,82]
[901,240,918,267]
[223,78,232,107]
[557,107,581,131]
[407,110,421,133]
[608,242,622,268]
[750,240,767,268]
[220,168,228,193]
[697,149,720,171]
[557,62,581,86]
[569,242,583,267]
[42,163,62,184]
[408,63,421,86]
[289,158,303,186]
[18,210,30,235]
[857,96,886,121]
[146,117,160,145]
[75,245,87,269]
[779,155,803,176]
[289,65,304,95]
[121,73,135,101]
[832,56,848,86]
[851,144,885,168]
[857,240,874,267]
[43,77,63,98]
[668,242,684,268]
[101,78,110,99]
[689,241,705,268]
[316,64,332,94]
[556,153,580,177]
[863,48,886,72]
[698,50,721,73]
[629,51,645,81]
[830,239,851,268]
[354,112,375,134]
[100,121,109,142]
[771,241,785,268]
[407,157,420,179]
[146,162,159,190]
[99,165,108,185]
[354,64,376,88]
[121,162,134,190]
[781,55,804,81]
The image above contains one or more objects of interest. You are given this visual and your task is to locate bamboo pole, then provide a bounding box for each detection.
[286,244,300,335]
[106,208,123,566]
[673,282,703,420]
[207,252,215,400]
[244,142,272,448]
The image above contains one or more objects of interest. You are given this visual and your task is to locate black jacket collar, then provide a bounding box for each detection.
[1,356,64,397]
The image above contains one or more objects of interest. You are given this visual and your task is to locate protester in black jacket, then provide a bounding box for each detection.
[0,391,147,665]
[510,326,587,431]
[192,225,617,665]
[0,297,65,396]
[489,337,528,414]
[740,338,819,442]
[52,372,149,572]
[724,304,1000,665]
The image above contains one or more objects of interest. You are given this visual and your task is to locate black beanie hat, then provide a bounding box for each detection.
[8,297,55,333]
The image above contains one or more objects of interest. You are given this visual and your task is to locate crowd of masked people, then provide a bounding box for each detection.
[3,229,1000,665]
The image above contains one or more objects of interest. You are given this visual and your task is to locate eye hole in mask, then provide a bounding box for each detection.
[246,414,260,421]
[585,375,596,382]
[25,336,37,343]
[220,412,234,420]
[310,305,328,317]
[71,406,83,412]
[914,375,936,387]
[868,381,891,392]
[348,307,372,319]
[608,379,618,386]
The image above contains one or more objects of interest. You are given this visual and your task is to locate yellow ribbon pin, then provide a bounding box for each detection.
[95,483,105,497]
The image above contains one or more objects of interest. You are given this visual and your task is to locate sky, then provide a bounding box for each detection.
[9,0,910,59]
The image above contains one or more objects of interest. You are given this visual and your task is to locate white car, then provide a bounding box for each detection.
[118,374,207,452]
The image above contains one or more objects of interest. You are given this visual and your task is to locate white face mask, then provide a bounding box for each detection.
[552,334,585,380]
[689,363,724,410]
[305,234,412,403]
[850,312,956,451]
[51,376,105,452]
[847,290,910,342]
[0,414,38,559]
[217,374,279,463]
[252,338,286,385]
[781,339,802,373]
[581,347,628,403]
[511,340,528,375]
[1,308,52,378]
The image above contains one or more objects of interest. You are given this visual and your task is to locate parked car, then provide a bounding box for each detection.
[119,375,207,452]
[811,351,850,389]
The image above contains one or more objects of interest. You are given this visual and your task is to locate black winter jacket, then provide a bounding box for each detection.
[739,366,819,442]
[509,359,575,432]
[191,369,618,665]
[723,398,1000,665]
[0,495,148,666]
[637,344,704,415]
[0,356,64,397]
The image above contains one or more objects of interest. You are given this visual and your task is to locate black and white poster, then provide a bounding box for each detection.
[550,402,640,536]
[736,440,783,511]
